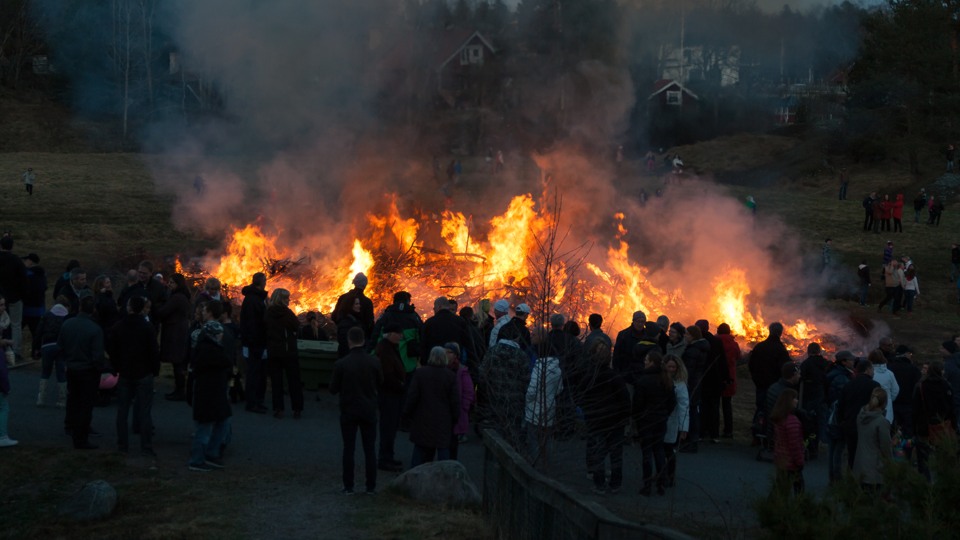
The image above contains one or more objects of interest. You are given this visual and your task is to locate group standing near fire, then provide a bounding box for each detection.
[2,248,960,502]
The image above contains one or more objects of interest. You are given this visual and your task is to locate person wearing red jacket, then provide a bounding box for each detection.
[879,194,893,232]
[892,193,905,233]
[771,388,805,495]
[716,324,741,438]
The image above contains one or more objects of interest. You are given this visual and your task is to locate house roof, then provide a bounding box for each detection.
[648,79,699,100]
[434,29,496,71]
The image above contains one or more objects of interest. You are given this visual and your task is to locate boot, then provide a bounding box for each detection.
[37,380,48,407]
[56,383,67,408]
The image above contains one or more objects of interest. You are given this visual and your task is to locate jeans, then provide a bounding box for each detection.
[190,420,229,466]
[904,290,917,312]
[40,344,65,382]
[859,284,869,306]
[269,355,303,413]
[0,392,9,438]
[65,369,100,446]
[828,436,845,482]
[914,209,921,223]
[411,444,450,468]
[525,422,553,467]
[341,414,377,491]
[839,183,848,200]
[8,301,22,356]
[378,393,402,463]
[587,428,624,489]
[893,218,902,232]
[244,347,266,409]
[116,375,154,451]
[640,433,667,489]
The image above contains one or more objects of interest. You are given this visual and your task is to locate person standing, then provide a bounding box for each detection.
[157,274,192,401]
[838,168,849,200]
[332,272,374,343]
[330,327,382,494]
[903,264,920,314]
[375,324,405,472]
[748,323,791,439]
[929,196,944,226]
[877,260,904,314]
[404,346,459,468]
[770,388,805,495]
[240,272,269,414]
[951,243,960,284]
[187,319,233,471]
[58,296,106,450]
[22,167,35,195]
[857,261,871,306]
[913,190,926,223]
[35,299,69,407]
[826,351,856,483]
[852,388,893,490]
[20,253,46,360]
[109,296,160,456]
[633,351,676,496]
[892,194,904,233]
[524,351,563,469]
[913,361,954,480]
[716,324,740,438]
[264,288,304,419]
[862,192,876,231]
[799,343,830,459]
[837,360,880,469]
[0,333,15,447]
[0,235,28,362]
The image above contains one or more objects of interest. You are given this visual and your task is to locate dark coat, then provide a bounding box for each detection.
[22,264,46,314]
[748,335,790,389]
[191,335,233,423]
[799,354,830,409]
[682,338,710,400]
[108,313,160,380]
[374,339,405,395]
[156,290,192,365]
[943,353,960,409]
[0,250,28,304]
[403,364,460,449]
[700,332,728,396]
[913,375,955,438]
[332,288,374,339]
[578,365,630,434]
[330,348,383,423]
[57,313,105,372]
[838,374,880,429]
[613,325,643,373]
[633,366,675,436]
[546,328,585,388]
[888,356,921,410]
[125,278,168,321]
[37,308,67,346]
[93,291,121,332]
[370,303,423,372]
[336,313,362,358]
[718,333,740,397]
[421,309,474,364]
[239,285,268,348]
[264,304,300,361]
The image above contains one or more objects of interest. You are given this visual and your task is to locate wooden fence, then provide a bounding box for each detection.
[480,429,695,540]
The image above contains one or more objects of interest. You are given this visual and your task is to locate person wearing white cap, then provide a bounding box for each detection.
[499,303,533,353]
[488,299,512,348]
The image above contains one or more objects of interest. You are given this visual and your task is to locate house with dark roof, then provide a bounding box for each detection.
[648,79,699,109]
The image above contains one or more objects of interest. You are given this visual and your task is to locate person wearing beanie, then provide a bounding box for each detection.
[188,309,233,471]
[35,300,70,407]
[332,272,374,341]
[487,299,513,348]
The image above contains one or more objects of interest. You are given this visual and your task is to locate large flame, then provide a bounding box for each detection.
[195,193,822,352]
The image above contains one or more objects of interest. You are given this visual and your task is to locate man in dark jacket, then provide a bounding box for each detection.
[109,296,160,455]
[0,235,28,360]
[331,327,383,494]
[799,343,830,459]
[826,350,856,482]
[579,347,630,494]
[20,253,46,360]
[126,260,168,321]
[696,319,729,443]
[583,313,612,356]
[371,291,423,375]
[375,323,405,472]
[613,311,646,374]
[863,192,876,230]
[58,296,106,449]
[885,340,921,439]
[748,322,791,424]
[240,272,269,414]
[837,360,880,469]
[421,297,475,366]
[332,272,374,340]
[628,322,661,385]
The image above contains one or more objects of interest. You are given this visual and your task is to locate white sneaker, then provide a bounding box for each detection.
[0,436,19,447]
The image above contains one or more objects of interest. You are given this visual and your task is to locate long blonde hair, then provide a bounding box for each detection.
[269,288,290,308]
[664,354,688,384]
[867,387,888,412]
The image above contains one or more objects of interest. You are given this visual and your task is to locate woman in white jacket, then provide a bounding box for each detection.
[663,354,690,488]
[868,349,899,423]
[525,355,563,468]
[902,266,920,313]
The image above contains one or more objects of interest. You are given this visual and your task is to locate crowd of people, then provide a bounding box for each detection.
[3,238,960,500]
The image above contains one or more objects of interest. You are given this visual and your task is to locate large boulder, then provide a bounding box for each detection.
[387,460,481,507]
[57,480,117,522]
